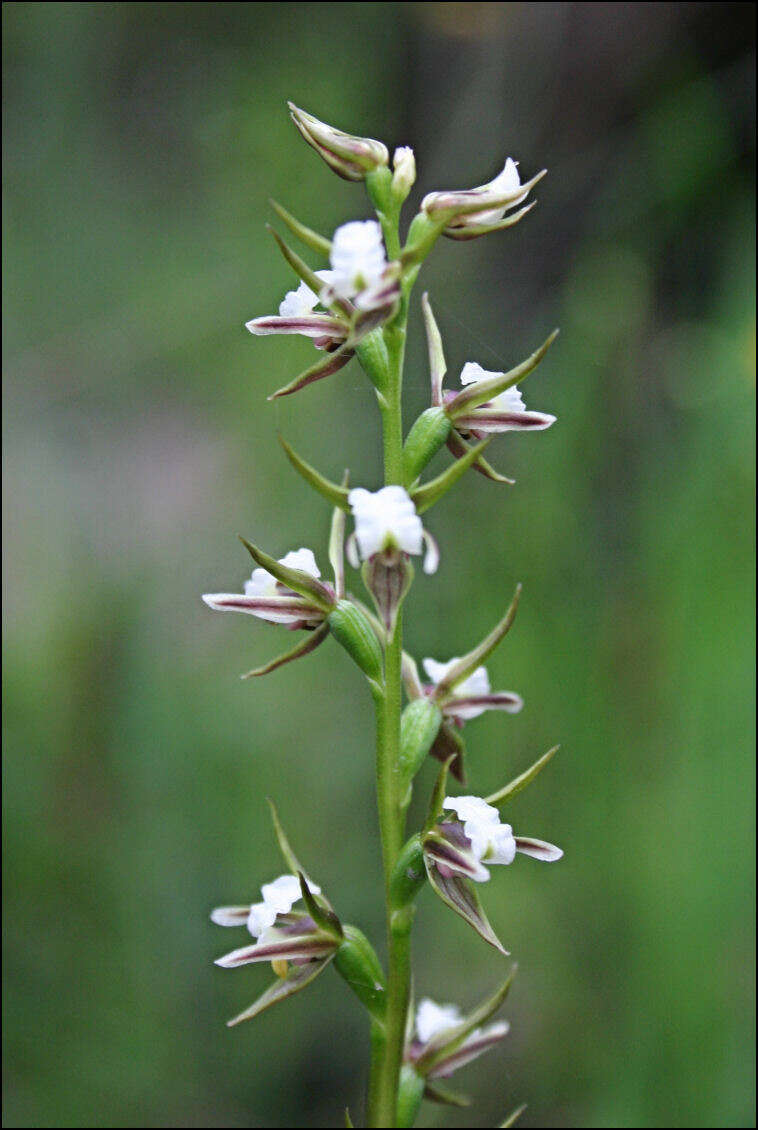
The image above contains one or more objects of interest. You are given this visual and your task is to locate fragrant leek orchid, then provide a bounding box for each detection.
[202,99,567,1126]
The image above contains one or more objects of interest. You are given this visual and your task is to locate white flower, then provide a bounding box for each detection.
[239,548,320,624]
[423,657,491,719]
[211,872,322,940]
[277,271,337,318]
[444,795,517,866]
[416,998,463,1044]
[347,486,439,574]
[457,362,556,432]
[422,157,543,236]
[470,158,526,225]
[203,547,325,627]
[442,794,563,878]
[328,220,387,302]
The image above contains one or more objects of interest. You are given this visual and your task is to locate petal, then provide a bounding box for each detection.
[428,1023,510,1078]
[245,314,347,339]
[444,691,523,721]
[416,999,464,1045]
[202,592,324,625]
[422,530,439,574]
[214,931,336,968]
[210,905,251,927]
[514,836,563,862]
[424,830,491,884]
[453,409,556,433]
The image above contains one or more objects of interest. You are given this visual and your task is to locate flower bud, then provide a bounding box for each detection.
[391,145,416,201]
[288,102,389,181]
[327,599,384,683]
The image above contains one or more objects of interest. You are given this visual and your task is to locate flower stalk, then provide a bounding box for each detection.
[202,103,564,1128]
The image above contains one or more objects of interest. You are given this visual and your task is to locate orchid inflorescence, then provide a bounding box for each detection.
[202,103,563,1128]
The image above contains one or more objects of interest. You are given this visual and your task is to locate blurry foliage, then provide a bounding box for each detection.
[2,3,755,1127]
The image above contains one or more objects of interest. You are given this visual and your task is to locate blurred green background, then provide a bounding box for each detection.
[3,3,755,1127]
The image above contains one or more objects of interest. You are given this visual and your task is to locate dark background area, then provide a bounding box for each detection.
[3,3,755,1127]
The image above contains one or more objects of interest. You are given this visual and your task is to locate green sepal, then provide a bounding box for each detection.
[421,291,446,403]
[432,584,521,701]
[278,436,350,510]
[355,327,389,392]
[269,198,332,256]
[447,428,515,485]
[399,698,442,798]
[267,225,350,316]
[448,330,559,418]
[423,1080,472,1107]
[402,407,451,485]
[240,621,329,679]
[298,872,343,941]
[238,536,334,610]
[443,201,535,241]
[415,967,517,1075]
[328,599,384,684]
[423,755,456,834]
[501,1103,528,1127]
[226,955,334,1027]
[344,1109,354,1129]
[329,471,350,598]
[411,438,491,513]
[485,745,560,807]
[397,1064,426,1128]
[424,858,508,954]
[389,834,426,908]
[267,799,308,878]
[268,340,354,400]
[333,924,387,1021]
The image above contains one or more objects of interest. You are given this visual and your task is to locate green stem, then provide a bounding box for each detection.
[366,285,414,1127]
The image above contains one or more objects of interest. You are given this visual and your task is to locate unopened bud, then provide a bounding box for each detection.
[391,146,416,202]
[288,102,389,181]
